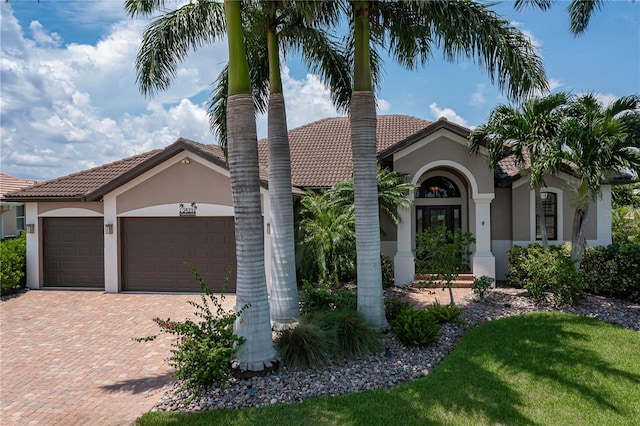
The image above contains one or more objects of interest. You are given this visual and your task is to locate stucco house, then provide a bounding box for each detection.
[0,173,40,239]
[5,115,614,292]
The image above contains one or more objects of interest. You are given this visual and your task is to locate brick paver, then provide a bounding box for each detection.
[0,290,235,425]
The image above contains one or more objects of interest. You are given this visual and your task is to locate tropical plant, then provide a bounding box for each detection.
[415,226,476,306]
[514,0,606,35]
[384,297,412,322]
[134,266,246,396]
[343,0,547,331]
[208,1,350,329]
[426,300,467,325]
[275,322,334,369]
[558,94,640,268]
[299,281,357,315]
[469,92,570,247]
[126,0,278,371]
[391,307,441,347]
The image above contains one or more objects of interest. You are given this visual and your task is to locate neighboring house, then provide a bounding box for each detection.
[5,115,615,292]
[0,173,40,239]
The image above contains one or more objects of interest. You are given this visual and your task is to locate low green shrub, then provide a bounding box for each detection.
[580,242,640,303]
[384,297,412,322]
[381,254,394,289]
[391,307,440,347]
[276,323,333,369]
[135,265,245,396]
[333,310,382,358]
[426,300,466,324]
[299,281,356,315]
[1,233,27,296]
[471,275,494,301]
[507,244,584,306]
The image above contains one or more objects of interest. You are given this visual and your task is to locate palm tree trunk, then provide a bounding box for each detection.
[225,0,277,371]
[351,1,386,331]
[535,187,548,248]
[267,92,299,329]
[571,202,590,270]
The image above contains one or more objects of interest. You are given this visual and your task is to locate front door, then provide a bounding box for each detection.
[416,205,461,234]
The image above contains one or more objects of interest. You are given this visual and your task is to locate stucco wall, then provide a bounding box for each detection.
[491,187,512,240]
[116,161,233,214]
[38,202,103,215]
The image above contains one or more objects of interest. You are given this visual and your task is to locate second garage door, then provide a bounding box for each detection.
[121,217,237,292]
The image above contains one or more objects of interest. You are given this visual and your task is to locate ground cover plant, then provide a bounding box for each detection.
[136,312,640,425]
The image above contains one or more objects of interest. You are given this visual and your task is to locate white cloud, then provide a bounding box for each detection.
[591,92,620,108]
[470,84,486,107]
[29,21,61,47]
[428,103,472,128]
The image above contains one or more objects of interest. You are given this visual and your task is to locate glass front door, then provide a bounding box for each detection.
[416,205,461,235]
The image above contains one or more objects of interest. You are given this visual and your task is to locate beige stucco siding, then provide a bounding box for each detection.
[393,133,494,195]
[491,187,512,240]
[511,183,531,241]
[38,202,103,215]
[116,161,233,214]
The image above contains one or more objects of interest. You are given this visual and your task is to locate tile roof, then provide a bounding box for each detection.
[0,174,41,200]
[258,115,432,188]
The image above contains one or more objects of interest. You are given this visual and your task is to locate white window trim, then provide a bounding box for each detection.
[529,187,563,243]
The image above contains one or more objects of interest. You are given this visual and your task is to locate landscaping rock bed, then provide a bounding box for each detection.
[152,288,640,413]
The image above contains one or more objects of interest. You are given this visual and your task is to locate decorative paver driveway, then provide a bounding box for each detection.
[0,289,235,425]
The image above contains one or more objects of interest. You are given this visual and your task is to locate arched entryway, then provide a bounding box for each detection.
[394,160,495,286]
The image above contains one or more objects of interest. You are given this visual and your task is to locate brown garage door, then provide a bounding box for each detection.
[121,217,237,292]
[43,217,105,288]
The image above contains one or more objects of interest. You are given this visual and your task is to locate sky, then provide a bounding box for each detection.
[1,1,639,181]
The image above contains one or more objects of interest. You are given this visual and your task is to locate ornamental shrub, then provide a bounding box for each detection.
[299,281,357,315]
[381,253,394,289]
[276,323,334,369]
[135,265,246,396]
[333,310,382,358]
[384,297,412,322]
[507,244,584,306]
[391,307,440,347]
[471,275,494,301]
[580,242,640,302]
[426,300,466,324]
[1,233,27,296]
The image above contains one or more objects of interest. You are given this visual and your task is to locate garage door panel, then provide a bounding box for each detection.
[121,217,237,292]
[43,217,104,288]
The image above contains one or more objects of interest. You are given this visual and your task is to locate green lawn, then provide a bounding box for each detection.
[136,312,640,425]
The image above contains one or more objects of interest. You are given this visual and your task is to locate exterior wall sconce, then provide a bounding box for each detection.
[266,223,271,234]
[181,157,191,165]
[105,224,114,234]
[25,224,35,234]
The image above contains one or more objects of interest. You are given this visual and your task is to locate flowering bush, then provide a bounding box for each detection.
[136,265,246,396]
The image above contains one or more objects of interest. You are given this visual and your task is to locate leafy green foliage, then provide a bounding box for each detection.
[275,323,334,369]
[384,297,412,322]
[471,275,495,301]
[580,242,640,303]
[391,307,441,347]
[135,266,246,396]
[299,281,357,315]
[297,167,413,285]
[380,254,394,289]
[507,244,584,306]
[1,233,26,296]
[426,300,466,324]
[333,310,382,358]
[415,226,475,305]
[611,206,640,244]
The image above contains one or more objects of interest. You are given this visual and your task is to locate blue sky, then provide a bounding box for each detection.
[1,1,639,181]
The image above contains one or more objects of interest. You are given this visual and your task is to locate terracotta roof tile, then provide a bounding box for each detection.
[0,174,41,199]
[258,115,431,188]
[5,151,161,199]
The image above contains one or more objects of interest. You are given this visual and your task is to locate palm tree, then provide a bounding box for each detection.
[126,0,277,372]
[514,0,606,35]
[208,1,350,330]
[469,92,570,247]
[345,0,548,330]
[558,93,640,268]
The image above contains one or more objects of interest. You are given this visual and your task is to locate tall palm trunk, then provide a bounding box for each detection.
[225,0,277,371]
[570,202,590,270]
[267,26,299,329]
[534,187,549,247]
[351,1,386,330]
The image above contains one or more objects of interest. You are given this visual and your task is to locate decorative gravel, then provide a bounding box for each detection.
[152,288,640,413]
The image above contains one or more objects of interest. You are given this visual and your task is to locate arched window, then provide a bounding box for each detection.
[416,176,461,198]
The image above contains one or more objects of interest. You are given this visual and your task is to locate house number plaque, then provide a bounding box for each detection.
[179,202,197,216]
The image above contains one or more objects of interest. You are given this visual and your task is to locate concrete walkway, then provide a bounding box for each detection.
[0,290,235,425]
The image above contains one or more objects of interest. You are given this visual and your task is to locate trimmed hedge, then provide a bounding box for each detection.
[580,243,640,303]
[1,233,27,296]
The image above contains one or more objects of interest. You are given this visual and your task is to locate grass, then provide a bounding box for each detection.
[136,312,640,425]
